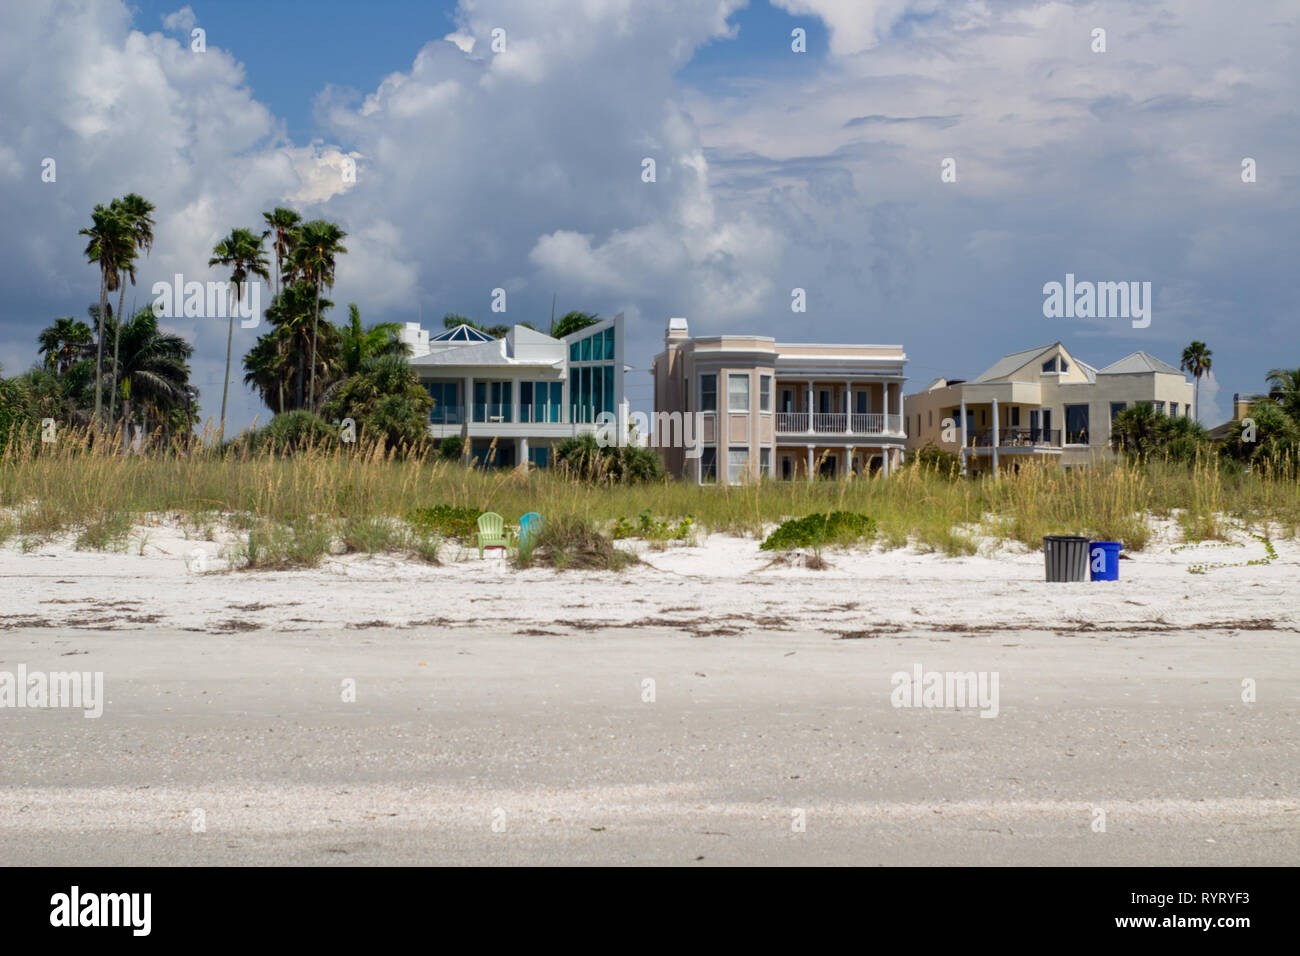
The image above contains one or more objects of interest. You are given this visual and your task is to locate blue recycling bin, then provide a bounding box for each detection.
[1089,541,1122,581]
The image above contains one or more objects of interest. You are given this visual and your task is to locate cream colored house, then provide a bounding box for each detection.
[652,318,907,482]
[904,343,1194,473]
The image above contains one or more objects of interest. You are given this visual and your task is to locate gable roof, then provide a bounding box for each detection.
[972,343,1059,382]
[1098,351,1183,375]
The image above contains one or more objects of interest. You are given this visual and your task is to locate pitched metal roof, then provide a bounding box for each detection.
[972,343,1059,382]
[1098,351,1183,375]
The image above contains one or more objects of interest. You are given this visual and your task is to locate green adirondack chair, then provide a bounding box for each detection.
[475,511,514,557]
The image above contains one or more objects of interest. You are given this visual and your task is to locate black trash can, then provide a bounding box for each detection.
[1043,535,1089,582]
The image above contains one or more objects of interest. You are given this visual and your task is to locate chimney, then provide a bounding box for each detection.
[665,316,689,346]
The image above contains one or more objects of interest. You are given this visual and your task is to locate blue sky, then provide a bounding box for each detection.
[2,0,1297,430]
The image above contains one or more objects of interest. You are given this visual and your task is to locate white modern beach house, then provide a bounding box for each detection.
[400,313,627,468]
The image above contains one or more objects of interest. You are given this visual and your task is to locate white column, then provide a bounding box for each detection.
[806,383,814,434]
[959,397,968,475]
[844,381,851,434]
[512,377,521,424]
[806,444,815,481]
[883,446,891,478]
[519,436,529,469]
[991,397,999,474]
[847,444,855,477]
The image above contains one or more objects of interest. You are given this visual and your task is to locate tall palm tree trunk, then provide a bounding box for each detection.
[219,284,238,441]
[111,282,126,433]
[93,270,107,425]
[309,279,321,412]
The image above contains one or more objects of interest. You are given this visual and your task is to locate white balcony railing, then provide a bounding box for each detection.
[774,411,902,435]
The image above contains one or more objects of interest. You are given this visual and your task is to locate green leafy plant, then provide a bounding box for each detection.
[406,504,482,541]
[760,511,876,552]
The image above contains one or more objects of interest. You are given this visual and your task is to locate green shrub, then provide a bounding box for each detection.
[438,435,465,460]
[407,504,482,541]
[910,443,961,479]
[516,514,638,571]
[760,511,876,551]
[612,509,695,543]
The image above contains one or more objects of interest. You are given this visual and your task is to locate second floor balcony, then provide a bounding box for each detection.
[971,427,1062,448]
[775,412,904,436]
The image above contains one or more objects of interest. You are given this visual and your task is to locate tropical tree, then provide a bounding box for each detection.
[337,304,406,376]
[209,227,271,438]
[1264,367,1300,424]
[262,206,301,299]
[107,194,155,422]
[1110,403,1164,458]
[320,353,432,450]
[550,310,600,339]
[38,317,94,375]
[244,281,337,413]
[79,203,133,424]
[104,307,194,443]
[1180,341,1212,423]
[289,219,347,412]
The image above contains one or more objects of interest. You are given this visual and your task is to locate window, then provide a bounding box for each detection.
[928,410,933,427]
[759,448,772,477]
[426,382,461,424]
[818,390,831,414]
[569,341,579,362]
[1009,406,1020,427]
[780,389,794,413]
[1153,401,1165,415]
[1065,404,1090,444]
[856,391,868,414]
[581,336,591,361]
[781,456,793,480]
[727,447,749,484]
[1185,404,1192,417]
[759,375,771,412]
[529,446,550,468]
[1110,402,1126,422]
[1059,359,1069,373]
[980,409,986,426]
[1042,358,1057,373]
[700,374,717,412]
[603,327,615,360]
[728,374,750,412]
[699,447,717,482]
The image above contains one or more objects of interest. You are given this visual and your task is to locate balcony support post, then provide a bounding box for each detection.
[959,397,968,475]
[991,397,999,475]
[806,444,815,482]
[806,384,814,434]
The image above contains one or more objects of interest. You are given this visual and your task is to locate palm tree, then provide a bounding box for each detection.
[262,207,301,299]
[1110,403,1163,458]
[107,194,155,423]
[1265,367,1300,424]
[38,317,94,375]
[1180,341,1212,423]
[208,227,271,439]
[79,203,133,424]
[289,220,347,412]
[247,281,336,412]
[105,307,194,443]
[339,304,405,375]
[550,310,601,338]
[320,353,433,449]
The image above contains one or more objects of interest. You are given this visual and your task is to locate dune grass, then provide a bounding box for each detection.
[1,427,1297,561]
